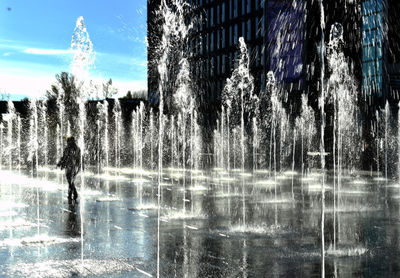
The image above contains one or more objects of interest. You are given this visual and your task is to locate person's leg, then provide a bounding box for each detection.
[71,172,78,200]
[66,171,73,199]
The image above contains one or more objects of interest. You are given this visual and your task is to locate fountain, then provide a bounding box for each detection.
[384,101,389,184]
[56,87,65,160]
[101,100,109,171]
[3,1,400,277]
[327,22,360,251]
[0,122,3,170]
[7,100,15,170]
[221,37,257,228]
[318,1,326,275]
[70,15,95,267]
[149,108,155,170]
[295,94,316,188]
[28,99,39,175]
[113,99,121,169]
[39,101,48,166]
[17,115,21,172]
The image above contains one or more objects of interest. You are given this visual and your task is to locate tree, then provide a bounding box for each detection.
[102,78,117,99]
[46,72,80,134]
[124,91,133,99]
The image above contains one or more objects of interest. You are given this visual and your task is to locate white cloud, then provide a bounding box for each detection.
[0,72,147,100]
[113,80,147,97]
[23,48,72,55]
[0,73,54,99]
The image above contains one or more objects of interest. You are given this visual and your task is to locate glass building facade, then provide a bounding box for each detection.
[148,0,306,107]
[188,0,266,103]
[267,1,304,86]
[361,0,386,99]
[188,0,306,103]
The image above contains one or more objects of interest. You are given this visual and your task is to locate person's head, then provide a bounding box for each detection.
[67,136,76,145]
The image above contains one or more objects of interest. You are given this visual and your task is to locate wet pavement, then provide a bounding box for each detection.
[0,167,400,277]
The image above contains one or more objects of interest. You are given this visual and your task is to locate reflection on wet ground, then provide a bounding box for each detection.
[0,167,399,277]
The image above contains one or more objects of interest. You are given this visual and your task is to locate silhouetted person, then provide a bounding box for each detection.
[57,137,81,202]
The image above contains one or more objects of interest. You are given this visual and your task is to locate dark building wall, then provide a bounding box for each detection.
[359,0,400,113]
[361,0,386,106]
[188,0,266,104]
[387,0,400,101]
[148,0,307,119]
[188,0,306,103]
[305,0,362,110]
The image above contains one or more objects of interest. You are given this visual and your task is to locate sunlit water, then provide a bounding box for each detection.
[0,167,399,277]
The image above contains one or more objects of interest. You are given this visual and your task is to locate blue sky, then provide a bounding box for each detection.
[0,0,147,99]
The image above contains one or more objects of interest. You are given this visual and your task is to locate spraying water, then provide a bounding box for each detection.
[28,99,39,176]
[318,0,326,275]
[71,15,95,268]
[327,22,359,250]
[40,101,48,166]
[17,116,21,172]
[0,122,3,170]
[71,16,95,86]
[7,100,15,170]
[149,109,154,170]
[113,99,121,169]
[221,37,255,227]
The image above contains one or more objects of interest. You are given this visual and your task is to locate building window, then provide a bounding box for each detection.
[255,45,259,66]
[261,46,265,66]
[222,3,226,22]
[217,30,220,49]
[222,54,226,73]
[229,25,233,46]
[217,55,220,74]
[200,36,203,55]
[211,32,214,52]
[222,29,226,48]
[206,33,209,53]
[261,15,265,36]
[234,24,238,44]
[217,5,220,25]
[242,0,245,15]
[247,19,251,40]
[210,7,214,26]
[229,0,233,19]
[234,0,238,17]
[247,0,251,13]
[211,57,215,76]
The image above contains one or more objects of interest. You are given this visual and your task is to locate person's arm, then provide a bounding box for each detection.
[57,148,68,168]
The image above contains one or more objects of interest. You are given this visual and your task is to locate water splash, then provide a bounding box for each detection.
[6,100,15,170]
[71,16,95,88]
[28,99,39,175]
